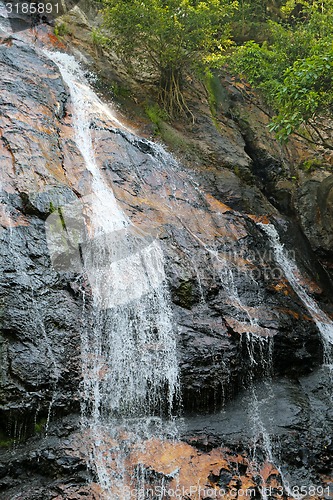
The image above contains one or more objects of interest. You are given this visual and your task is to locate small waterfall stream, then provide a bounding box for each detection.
[44,51,179,497]
[259,223,333,369]
[2,31,331,494]
[255,222,333,493]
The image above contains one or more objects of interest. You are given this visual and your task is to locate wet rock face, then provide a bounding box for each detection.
[0,30,332,497]
[227,87,333,275]
[97,132,325,401]
[0,191,82,437]
[181,368,333,491]
[0,415,92,498]
[295,173,333,267]
[0,40,84,442]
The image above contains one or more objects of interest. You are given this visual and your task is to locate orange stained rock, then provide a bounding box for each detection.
[120,195,173,227]
[205,193,232,214]
[271,282,290,295]
[47,33,66,49]
[128,439,278,500]
[71,428,290,499]
[298,276,323,295]
[226,221,248,240]
[224,316,275,337]
[260,460,281,482]
[0,37,13,46]
[247,214,270,224]
[0,204,29,228]
[277,307,306,320]
[222,254,254,269]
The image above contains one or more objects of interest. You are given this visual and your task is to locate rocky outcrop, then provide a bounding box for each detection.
[0,15,332,499]
[295,171,333,264]
[48,2,333,281]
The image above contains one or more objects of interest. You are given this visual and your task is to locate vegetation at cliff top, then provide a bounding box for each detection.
[230,0,333,149]
[97,0,333,149]
[99,0,236,118]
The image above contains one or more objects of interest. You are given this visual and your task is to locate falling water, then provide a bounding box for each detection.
[44,51,179,497]
[177,224,279,493]
[219,263,277,498]
[257,222,333,494]
[0,1,11,34]
[259,223,333,367]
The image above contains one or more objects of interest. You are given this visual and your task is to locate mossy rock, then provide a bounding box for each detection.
[172,279,198,309]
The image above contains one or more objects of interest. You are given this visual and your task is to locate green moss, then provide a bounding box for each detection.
[34,418,47,434]
[145,103,168,132]
[198,69,227,129]
[0,439,13,448]
[49,201,56,214]
[91,27,109,47]
[175,280,194,309]
[0,430,14,449]
[145,103,192,152]
[300,158,325,172]
[54,23,69,37]
[57,207,67,231]
[204,70,218,116]
[159,123,190,150]
[110,82,131,99]
[233,165,241,177]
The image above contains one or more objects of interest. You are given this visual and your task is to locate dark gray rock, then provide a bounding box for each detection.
[0,26,332,498]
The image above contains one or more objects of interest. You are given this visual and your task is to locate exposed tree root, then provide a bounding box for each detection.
[158,68,195,123]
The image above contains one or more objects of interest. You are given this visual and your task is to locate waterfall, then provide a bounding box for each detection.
[0,2,11,34]
[44,51,179,497]
[259,223,333,366]
[256,222,333,493]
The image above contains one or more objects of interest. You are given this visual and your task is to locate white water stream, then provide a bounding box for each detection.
[44,51,179,497]
[255,222,333,495]
[2,31,331,495]
[259,223,333,365]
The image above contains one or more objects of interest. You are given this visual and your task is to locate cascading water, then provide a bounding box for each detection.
[257,222,333,494]
[219,264,277,497]
[2,15,333,495]
[259,223,333,370]
[44,51,179,497]
[176,222,279,493]
[0,2,10,34]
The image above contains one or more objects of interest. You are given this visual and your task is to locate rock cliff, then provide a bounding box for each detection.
[0,9,332,499]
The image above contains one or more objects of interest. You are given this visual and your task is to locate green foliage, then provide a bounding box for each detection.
[100,0,236,117]
[145,103,168,129]
[299,158,325,171]
[268,51,333,143]
[229,1,333,149]
[34,418,47,434]
[54,22,69,37]
[230,0,285,41]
